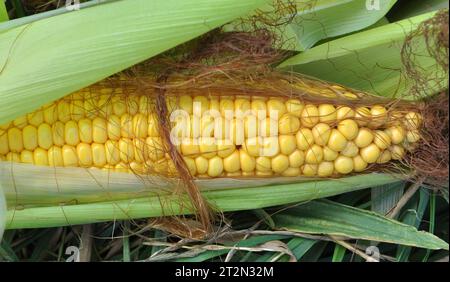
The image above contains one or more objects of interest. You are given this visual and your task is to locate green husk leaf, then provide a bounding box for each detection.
[5,173,400,229]
[272,199,448,250]
[278,11,447,99]
[0,0,266,125]
[371,182,405,215]
[225,0,396,51]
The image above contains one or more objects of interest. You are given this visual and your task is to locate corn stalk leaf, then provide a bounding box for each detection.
[278,11,447,99]
[272,199,448,250]
[0,0,266,125]
[225,0,396,51]
[5,173,400,229]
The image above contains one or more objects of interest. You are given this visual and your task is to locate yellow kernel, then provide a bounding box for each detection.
[373,130,391,150]
[256,156,271,172]
[132,113,148,138]
[220,98,234,117]
[385,126,405,145]
[376,150,392,164]
[229,118,245,145]
[244,115,258,138]
[180,138,200,157]
[355,107,371,126]
[195,156,209,174]
[336,106,355,120]
[62,145,78,167]
[360,143,381,163]
[47,146,64,167]
[23,125,38,151]
[84,94,97,118]
[278,114,300,135]
[119,138,134,163]
[20,150,34,164]
[193,96,210,115]
[318,162,334,177]
[180,95,193,114]
[33,148,49,166]
[282,167,300,177]
[296,128,314,150]
[8,128,23,153]
[97,95,113,117]
[285,99,304,117]
[327,129,348,152]
[267,99,287,119]
[51,121,65,148]
[389,145,405,160]
[6,152,20,162]
[112,95,127,116]
[242,171,255,177]
[27,110,44,127]
[279,135,297,155]
[92,118,108,143]
[79,119,93,143]
[289,149,305,168]
[130,161,145,174]
[223,150,240,173]
[251,99,267,116]
[148,114,159,137]
[300,104,319,128]
[115,163,129,173]
[70,99,85,121]
[244,137,262,157]
[64,120,80,146]
[337,119,359,140]
[323,146,339,161]
[235,98,251,114]
[259,117,278,137]
[91,143,106,167]
[341,141,359,157]
[13,116,27,129]
[207,156,223,177]
[406,130,420,143]
[305,144,324,164]
[260,136,280,157]
[199,137,217,159]
[120,114,134,138]
[403,112,422,130]
[369,105,387,128]
[334,156,354,174]
[43,103,58,124]
[318,104,336,123]
[239,149,256,172]
[353,155,368,172]
[76,143,92,167]
[105,140,120,165]
[201,115,215,137]
[217,142,235,158]
[138,95,151,114]
[302,164,318,176]
[0,132,9,155]
[312,123,331,146]
[146,137,165,161]
[256,171,273,177]
[57,100,71,122]
[354,128,374,148]
[271,154,289,173]
[182,157,196,176]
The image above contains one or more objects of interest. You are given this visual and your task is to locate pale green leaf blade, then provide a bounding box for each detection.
[272,199,448,250]
[0,0,266,125]
[5,173,400,229]
[278,11,447,99]
[371,182,405,215]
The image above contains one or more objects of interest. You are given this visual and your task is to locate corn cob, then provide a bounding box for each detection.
[0,88,422,178]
